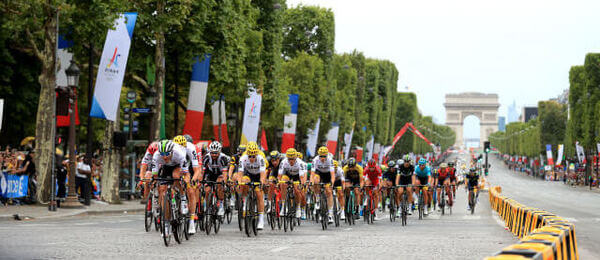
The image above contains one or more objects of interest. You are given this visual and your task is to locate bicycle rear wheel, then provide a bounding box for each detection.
[244,195,253,237]
[320,193,328,230]
[145,196,153,232]
[161,194,172,247]
[172,194,182,244]
[418,192,424,220]
[251,194,258,236]
[237,196,244,231]
[205,192,214,235]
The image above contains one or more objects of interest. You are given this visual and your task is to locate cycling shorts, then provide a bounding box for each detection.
[243,171,261,183]
[333,179,343,188]
[399,175,412,186]
[467,179,479,189]
[315,171,332,184]
[283,174,300,182]
[437,176,448,184]
[417,176,429,185]
[366,176,379,187]
[345,177,360,186]
[383,173,397,183]
[449,175,457,182]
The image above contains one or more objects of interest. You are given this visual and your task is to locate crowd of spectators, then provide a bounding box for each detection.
[0,146,37,205]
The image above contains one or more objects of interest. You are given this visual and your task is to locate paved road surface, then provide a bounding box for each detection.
[0,168,514,259]
[486,154,599,259]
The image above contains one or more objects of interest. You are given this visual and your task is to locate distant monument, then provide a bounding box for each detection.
[444,93,500,147]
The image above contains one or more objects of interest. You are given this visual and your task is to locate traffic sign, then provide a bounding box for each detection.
[132,108,151,113]
[126,91,136,104]
[124,107,130,113]
[133,120,139,126]
[123,125,129,132]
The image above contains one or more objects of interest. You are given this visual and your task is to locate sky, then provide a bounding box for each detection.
[287,0,600,139]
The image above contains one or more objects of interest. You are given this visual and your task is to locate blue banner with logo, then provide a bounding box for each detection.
[0,172,29,198]
[90,12,138,121]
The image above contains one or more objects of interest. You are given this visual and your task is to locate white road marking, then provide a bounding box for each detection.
[344,228,352,231]
[563,217,577,222]
[270,246,289,252]
[462,215,481,220]
[74,222,99,226]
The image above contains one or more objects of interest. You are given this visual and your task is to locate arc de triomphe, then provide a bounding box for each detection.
[444,93,499,147]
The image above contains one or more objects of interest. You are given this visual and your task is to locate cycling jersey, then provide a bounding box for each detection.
[203,153,230,181]
[334,166,344,180]
[151,145,187,176]
[438,168,450,179]
[312,155,334,174]
[364,165,382,186]
[238,154,267,175]
[466,173,480,189]
[415,165,431,178]
[398,164,414,176]
[343,165,363,185]
[382,167,397,182]
[278,158,307,177]
[267,160,281,179]
[180,142,200,169]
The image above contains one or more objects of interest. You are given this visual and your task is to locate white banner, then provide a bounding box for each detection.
[0,99,3,131]
[597,143,600,156]
[576,141,585,164]
[240,88,262,145]
[556,144,564,165]
[365,135,374,160]
[90,13,138,121]
[306,118,321,158]
[56,35,73,87]
[343,128,354,159]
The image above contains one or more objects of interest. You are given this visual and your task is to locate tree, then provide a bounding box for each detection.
[565,66,586,157]
[538,100,567,152]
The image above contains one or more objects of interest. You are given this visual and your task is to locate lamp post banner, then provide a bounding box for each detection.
[306,118,320,158]
[326,122,340,156]
[240,88,262,145]
[556,144,564,166]
[90,13,138,121]
[182,54,211,141]
[281,94,299,152]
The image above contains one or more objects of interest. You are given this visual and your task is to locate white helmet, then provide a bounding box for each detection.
[209,141,222,153]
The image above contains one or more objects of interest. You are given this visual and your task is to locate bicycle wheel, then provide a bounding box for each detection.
[205,193,213,235]
[440,190,445,216]
[320,193,328,230]
[238,195,244,232]
[214,215,221,234]
[401,194,408,226]
[145,196,153,232]
[251,193,258,236]
[290,197,296,231]
[172,194,182,244]
[418,192,424,220]
[161,194,171,247]
[370,198,375,224]
[244,194,252,237]
[283,200,289,232]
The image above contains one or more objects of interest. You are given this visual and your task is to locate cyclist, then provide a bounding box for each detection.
[465,167,480,211]
[139,141,159,203]
[151,140,188,236]
[448,162,457,197]
[278,148,307,219]
[237,142,267,230]
[173,135,201,234]
[332,160,345,220]
[199,141,230,217]
[395,156,414,216]
[311,146,336,224]
[414,158,433,215]
[342,158,363,219]
[266,150,282,214]
[228,145,246,183]
[382,160,397,212]
[363,159,382,214]
[436,163,453,210]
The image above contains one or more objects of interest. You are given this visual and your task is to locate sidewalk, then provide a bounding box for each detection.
[0,199,144,222]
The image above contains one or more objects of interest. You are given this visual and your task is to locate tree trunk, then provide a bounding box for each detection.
[35,7,58,203]
[101,120,121,203]
[151,0,166,140]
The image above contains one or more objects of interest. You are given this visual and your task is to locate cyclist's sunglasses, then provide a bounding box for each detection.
[160,152,171,156]
[210,152,219,155]
[319,155,326,158]
[248,155,256,159]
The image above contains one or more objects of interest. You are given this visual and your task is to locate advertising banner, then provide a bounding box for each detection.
[240,88,262,145]
[343,127,354,160]
[306,118,320,158]
[556,144,564,165]
[546,144,554,165]
[281,94,299,152]
[326,122,340,156]
[0,172,28,198]
[183,54,211,141]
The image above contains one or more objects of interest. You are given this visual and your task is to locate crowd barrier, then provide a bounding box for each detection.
[485,186,579,260]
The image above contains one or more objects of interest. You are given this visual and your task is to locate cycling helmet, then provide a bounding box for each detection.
[158,140,175,155]
[297,152,303,159]
[440,163,448,168]
[333,160,339,168]
[318,146,329,156]
[387,160,396,168]
[147,141,159,154]
[270,151,280,160]
[246,142,259,156]
[418,158,427,165]
[183,134,193,143]
[348,158,357,167]
[173,135,187,147]
[448,162,455,167]
[237,144,247,154]
[209,141,222,153]
[286,148,297,159]
[403,154,411,162]
[368,159,376,168]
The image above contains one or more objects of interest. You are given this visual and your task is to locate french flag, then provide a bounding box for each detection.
[281,94,299,152]
[211,96,230,147]
[326,122,340,156]
[183,54,211,141]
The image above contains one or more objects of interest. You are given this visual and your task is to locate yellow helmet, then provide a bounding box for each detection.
[333,160,339,168]
[286,148,297,159]
[247,142,259,156]
[318,146,329,156]
[173,135,187,147]
[297,152,303,159]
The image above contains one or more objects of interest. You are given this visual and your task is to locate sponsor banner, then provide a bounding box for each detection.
[56,34,80,127]
[556,144,564,165]
[366,135,374,160]
[306,118,320,158]
[597,143,600,157]
[326,122,340,156]
[0,172,28,198]
[546,144,554,165]
[576,141,585,164]
[240,88,262,145]
[261,129,268,151]
[281,94,299,152]
[183,54,211,141]
[90,13,138,121]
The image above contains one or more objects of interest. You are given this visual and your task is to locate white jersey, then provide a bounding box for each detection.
[181,142,199,168]
[334,166,345,181]
[312,155,334,174]
[238,154,267,175]
[141,150,154,165]
[278,158,307,177]
[151,144,187,173]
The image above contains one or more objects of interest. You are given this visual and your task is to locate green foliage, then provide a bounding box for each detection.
[282,5,334,61]
[538,100,567,151]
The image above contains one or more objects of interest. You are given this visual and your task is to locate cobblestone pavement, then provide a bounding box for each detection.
[486,154,599,259]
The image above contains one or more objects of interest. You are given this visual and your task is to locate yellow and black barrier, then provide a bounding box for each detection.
[485,186,579,260]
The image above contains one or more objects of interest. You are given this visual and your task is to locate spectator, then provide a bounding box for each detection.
[75,155,92,205]
[56,148,67,201]
[13,149,36,204]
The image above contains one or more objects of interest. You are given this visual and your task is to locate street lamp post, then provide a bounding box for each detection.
[62,60,83,208]
[146,90,156,142]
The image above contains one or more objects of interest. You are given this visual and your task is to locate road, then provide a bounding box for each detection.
[0,171,514,259]
[486,154,599,259]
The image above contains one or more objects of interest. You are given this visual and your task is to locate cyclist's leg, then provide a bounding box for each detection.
[313,173,322,203]
[444,178,452,205]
